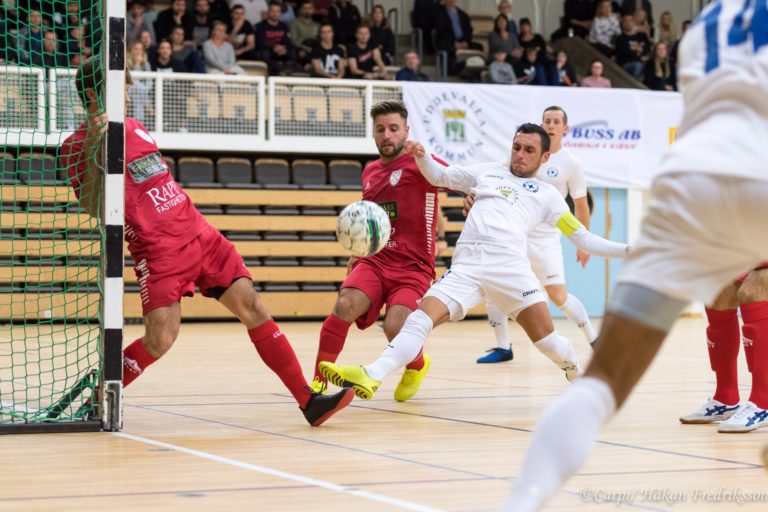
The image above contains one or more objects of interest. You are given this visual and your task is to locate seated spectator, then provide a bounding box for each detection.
[489,49,516,84]
[412,0,439,54]
[633,9,651,38]
[621,0,653,28]
[17,9,44,64]
[497,0,519,39]
[561,0,597,39]
[368,4,395,65]
[229,4,257,60]
[170,24,206,72]
[127,40,152,121]
[488,13,520,61]
[310,22,346,78]
[240,0,268,26]
[550,49,577,86]
[669,19,691,69]
[615,13,649,80]
[127,39,152,72]
[203,19,246,74]
[127,0,156,46]
[643,41,675,91]
[155,0,194,42]
[312,0,335,20]
[329,0,361,45]
[66,24,91,65]
[31,30,69,67]
[139,29,157,59]
[208,0,233,26]
[589,0,620,56]
[656,11,677,46]
[435,0,483,74]
[151,39,187,72]
[191,0,213,48]
[396,50,430,81]
[516,46,548,85]
[518,18,546,60]
[290,1,319,66]
[255,1,295,74]
[1,15,16,63]
[347,24,387,79]
[580,58,611,87]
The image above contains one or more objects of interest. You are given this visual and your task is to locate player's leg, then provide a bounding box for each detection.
[514,302,581,381]
[477,301,514,363]
[680,283,741,424]
[123,303,181,387]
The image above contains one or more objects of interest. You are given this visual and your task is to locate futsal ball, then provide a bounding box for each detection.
[336,200,391,256]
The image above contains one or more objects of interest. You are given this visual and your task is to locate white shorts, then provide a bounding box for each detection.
[425,243,546,321]
[618,173,768,305]
[527,233,566,286]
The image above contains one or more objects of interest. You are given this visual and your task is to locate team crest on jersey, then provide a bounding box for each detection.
[389,169,402,186]
[546,167,559,177]
[522,181,540,193]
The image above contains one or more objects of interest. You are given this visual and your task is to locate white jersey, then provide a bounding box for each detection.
[434,161,569,256]
[661,0,768,180]
[529,147,587,240]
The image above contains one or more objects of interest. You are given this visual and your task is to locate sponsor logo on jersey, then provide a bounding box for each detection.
[522,181,540,193]
[546,167,559,177]
[146,179,188,214]
[127,152,168,183]
[522,288,541,298]
[418,91,488,164]
[390,169,402,186]
[377,200,398,220]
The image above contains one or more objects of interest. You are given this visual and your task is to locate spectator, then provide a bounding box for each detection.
[208,0,233,26]
[65,24,88,60]
[550,49,577,86]
[435,0,483,73]
[328,0,361,46]
[151,39,187,72]
[643,41,675,91]
[126,40,152,122]
[621,0,653,28]
[1,13,16,63]
[580,58,611,87]
[656,10,677,46]
[229,4,257,60]
[347,24,387,79]
[497,0,519,39]
[489,49,516,84]
[254,1,294,74]
[32,30,68,67]
[368,4,395,65]
[290,1,319,66]
[275,0,296,23]
[127,39,152,72]
[670,19,691,69]
[615,13,649,80]
[128,0,156,46]
[488,13,520,61]
[203,20,245,74]
[589,0,620,56]
[17,9,44,64]
[310,22,346,78]
[632,9,651,38]
[516,45,548,85]
[155,0,194,42]
[312,0,335,20]
[139,29,157,58]
[562,0,597,39]
[241,0,268,25]
[191,0,212,48]
[412,0,439,54]
[396,50,430,81]
[518,17,546,61]
[170,24,205,72]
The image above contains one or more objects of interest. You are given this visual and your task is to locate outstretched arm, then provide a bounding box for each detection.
[404,140,478,193]
[557,212,629,259]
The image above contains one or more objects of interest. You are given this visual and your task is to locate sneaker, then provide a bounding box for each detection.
[476,347,513,364]
[310,378,327,395]
[394,354,431,402]
[679,398,740,424]
[301,387,355,426]
[319,362,381,400]
[718,402,768,433]
[564,362,582,382]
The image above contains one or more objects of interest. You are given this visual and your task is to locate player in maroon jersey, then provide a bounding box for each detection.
[311,100,444,402]
[59,58,354,426]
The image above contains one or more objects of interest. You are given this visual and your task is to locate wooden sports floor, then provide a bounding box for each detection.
[2,317,767,511]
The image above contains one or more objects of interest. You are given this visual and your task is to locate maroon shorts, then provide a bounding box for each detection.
[738,262,768,283]
[133,224,251,314]
[342,258,434,330]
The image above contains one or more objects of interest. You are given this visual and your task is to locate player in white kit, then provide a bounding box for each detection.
[479,106,597,363]
[505,2,768,510]
[317,124,629,400]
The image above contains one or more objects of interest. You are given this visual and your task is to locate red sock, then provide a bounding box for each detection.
[123,338,157,387]
[249,320,312,408]
[705,307,740,405]
[741,302,768,409]
[314,313,352,381]
[405,349,425,371]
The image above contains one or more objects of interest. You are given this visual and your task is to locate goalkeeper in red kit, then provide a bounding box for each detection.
[59,58,353,426]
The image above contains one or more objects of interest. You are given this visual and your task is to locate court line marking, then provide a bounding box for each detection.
[112,431,446,512]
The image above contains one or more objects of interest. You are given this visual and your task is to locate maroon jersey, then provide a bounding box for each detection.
[60,118,206,260]
[362,152,444,277]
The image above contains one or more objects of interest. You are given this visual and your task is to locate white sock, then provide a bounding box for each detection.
[486,302,511,350]
[365,309,433,381]
[533,331,581,380]
[503,377,616,512]
[558,293,597,343]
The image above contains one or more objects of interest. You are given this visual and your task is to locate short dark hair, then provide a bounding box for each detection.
[369,100,408,121]
[515,123,551,152]
[543,105,568,124]
[231,4,244,10]
[520,17,531,27]
[76,56,103,106]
